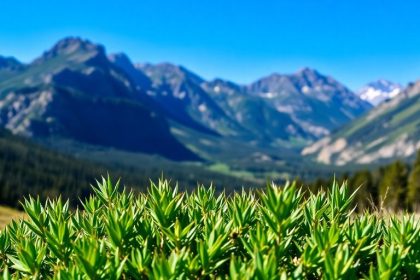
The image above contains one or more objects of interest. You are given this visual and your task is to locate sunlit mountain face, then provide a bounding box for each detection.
[0,37,380,172]
[303,80,420,165]
[0,37,199,161]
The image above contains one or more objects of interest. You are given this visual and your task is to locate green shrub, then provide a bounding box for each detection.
[1,177,420,279]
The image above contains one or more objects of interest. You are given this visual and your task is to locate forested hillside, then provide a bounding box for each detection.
[0,130,255,208]
[303,81,420,165]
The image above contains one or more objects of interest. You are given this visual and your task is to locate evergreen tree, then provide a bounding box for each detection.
[407,150,420,210]
[349,170,375,211]
[378,161,408,210]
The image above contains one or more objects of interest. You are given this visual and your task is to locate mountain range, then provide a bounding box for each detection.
[111,54,372,142]
[0,38,197,161]
[0,36,418,177]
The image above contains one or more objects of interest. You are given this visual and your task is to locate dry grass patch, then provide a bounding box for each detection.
[0,205,25,229]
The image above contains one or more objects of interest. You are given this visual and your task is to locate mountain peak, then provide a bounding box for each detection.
[358,79,402,106]
[367,79,400,89]
[205,78,244,94]
[260,68,323,82]
[0,56,24,71]
[295,67,324,81]
[108,52,151,90]
[108,52,133,67]
[138,62,205,85]
[297,67,318,74]
[40,37,105,60]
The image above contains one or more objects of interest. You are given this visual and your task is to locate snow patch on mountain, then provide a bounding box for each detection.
[358,80,402,106]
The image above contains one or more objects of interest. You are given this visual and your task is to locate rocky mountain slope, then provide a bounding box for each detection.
[113,57,371,143]
[248,68,372,138]
[0,37,198,161]
[302,81,420,165]
[201,78,309,143]
[136,62,242,136]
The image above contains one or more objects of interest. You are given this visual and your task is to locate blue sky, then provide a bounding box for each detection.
[1,0,420,90]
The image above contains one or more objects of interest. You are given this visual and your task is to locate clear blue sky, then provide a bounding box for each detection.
[1,0,420,90]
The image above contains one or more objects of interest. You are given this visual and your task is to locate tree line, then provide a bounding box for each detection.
[1,128,419,212]
[0,130,254,208]
[307,150,420,212]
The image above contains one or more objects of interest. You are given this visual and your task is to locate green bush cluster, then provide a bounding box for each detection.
[1,177,420,279]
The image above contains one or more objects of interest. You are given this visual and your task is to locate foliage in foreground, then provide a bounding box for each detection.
[1,178,420,279]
